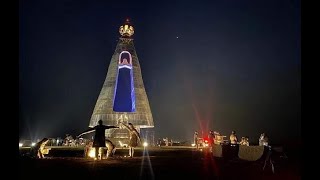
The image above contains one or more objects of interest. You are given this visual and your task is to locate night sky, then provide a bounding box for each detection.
[19,0,301,145]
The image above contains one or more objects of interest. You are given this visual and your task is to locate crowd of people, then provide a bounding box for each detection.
[29,120,142,160]
[156,137,173,147]
[193,130,269,149]
[27,121,271,160]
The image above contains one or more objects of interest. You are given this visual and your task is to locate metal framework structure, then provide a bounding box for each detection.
[88,19,154,139]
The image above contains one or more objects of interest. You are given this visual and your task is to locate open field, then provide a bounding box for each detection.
[19,146,300,180]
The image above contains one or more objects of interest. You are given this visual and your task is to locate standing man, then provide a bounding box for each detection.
[208,130,214,147]
[78,120,118,160]
[194,131,199,149]
[230,130,238,146]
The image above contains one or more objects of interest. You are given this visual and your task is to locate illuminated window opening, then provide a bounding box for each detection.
[113,51,136,112]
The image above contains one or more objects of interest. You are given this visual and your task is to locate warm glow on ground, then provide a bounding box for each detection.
[88,148,95,158]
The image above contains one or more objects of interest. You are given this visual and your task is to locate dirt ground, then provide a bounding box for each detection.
[19,146,300,180]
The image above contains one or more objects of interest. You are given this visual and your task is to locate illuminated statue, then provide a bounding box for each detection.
[120,122,141,157]
[88,19,154,141]
[229,131,238,145]
[119,18,134,37]
[78,120,118,160]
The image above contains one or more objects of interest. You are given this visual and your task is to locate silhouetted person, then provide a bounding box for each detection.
[194,131,199,149]
[120,122,141,157]
[157,138,162,147]
[165,137,169,146]
[259,133,269,146]
[208,130,214,147]
[230,131,238,146]
[78,120,118,160]
[170,139,173,146]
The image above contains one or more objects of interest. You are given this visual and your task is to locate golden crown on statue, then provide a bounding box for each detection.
[119,18,134,37]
